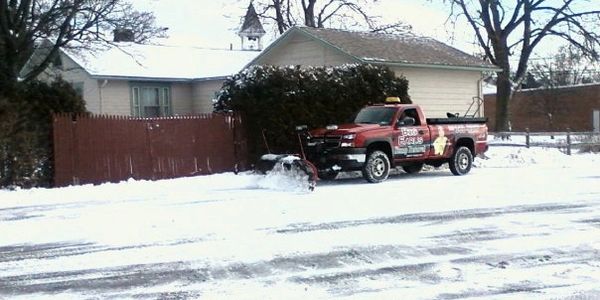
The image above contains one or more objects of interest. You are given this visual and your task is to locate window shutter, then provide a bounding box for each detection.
[162,87,171,116]
[132,87,140,117]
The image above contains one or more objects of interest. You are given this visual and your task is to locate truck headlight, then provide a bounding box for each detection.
[340,134,355,147]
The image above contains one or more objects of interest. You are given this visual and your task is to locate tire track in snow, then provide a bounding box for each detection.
[2,199,599,298]
[271,203,591,234]
[0,244,471,295]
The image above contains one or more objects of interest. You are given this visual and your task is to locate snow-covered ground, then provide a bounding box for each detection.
[1,146,600,299]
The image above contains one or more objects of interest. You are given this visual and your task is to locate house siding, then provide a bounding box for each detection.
[171,83,194,115]
[392,67,483,118]
[100,81,131,115]
[256,33,355,66]
[42,53,101,114]
[192,80,225,113]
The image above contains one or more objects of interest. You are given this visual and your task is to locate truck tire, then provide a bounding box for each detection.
[402,163,424,174]
[449,146,473,176]
[362,150,390,183]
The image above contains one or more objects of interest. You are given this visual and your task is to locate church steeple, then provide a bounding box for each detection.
[238,1,266,51]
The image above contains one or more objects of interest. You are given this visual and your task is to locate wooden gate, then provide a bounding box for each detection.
[53,113,247,187]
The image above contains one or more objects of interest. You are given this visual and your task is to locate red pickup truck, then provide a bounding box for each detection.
[304,98,489,183]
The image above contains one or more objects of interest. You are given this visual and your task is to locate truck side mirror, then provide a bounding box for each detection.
[397,117,416,127]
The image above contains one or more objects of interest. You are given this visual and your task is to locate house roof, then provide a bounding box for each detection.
[249,26,499,71]
[239,2,266,36]
[62,43,259,81]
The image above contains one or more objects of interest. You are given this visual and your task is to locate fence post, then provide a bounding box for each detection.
[525,128,530,148]
[566,128,571,155]
[71,114,80,185]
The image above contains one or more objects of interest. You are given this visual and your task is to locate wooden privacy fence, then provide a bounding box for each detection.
[53,113,247,187]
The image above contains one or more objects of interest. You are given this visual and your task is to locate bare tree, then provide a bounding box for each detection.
[0,0,167,87]
[108,3,168,44]
[532,46,600,87]
[252,0,410,34]
[443,0,600,131]
[526,46,599,132]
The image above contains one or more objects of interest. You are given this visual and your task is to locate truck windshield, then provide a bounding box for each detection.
[354,107,397,125]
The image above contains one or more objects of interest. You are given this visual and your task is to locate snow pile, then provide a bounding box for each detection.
[475,145,600,169]
[0,146,596,198]
[257,159,313,193]
[475,147,564,168]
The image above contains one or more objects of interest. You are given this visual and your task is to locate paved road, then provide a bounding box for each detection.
[1,168,600,299]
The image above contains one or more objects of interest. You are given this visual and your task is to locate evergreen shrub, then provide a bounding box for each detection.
[0,79,86,188]
[214,64,411,162]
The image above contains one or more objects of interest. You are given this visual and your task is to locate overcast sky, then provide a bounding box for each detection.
[128,0,575,61]
[129,0,479,52]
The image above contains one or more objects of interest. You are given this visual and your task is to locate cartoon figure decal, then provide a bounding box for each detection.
[432,126,448,155]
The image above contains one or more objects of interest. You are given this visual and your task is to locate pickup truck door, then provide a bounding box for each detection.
[392,109,431,160]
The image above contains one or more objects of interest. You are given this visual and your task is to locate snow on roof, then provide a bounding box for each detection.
[62,43,259,80]
[299,27,498,71]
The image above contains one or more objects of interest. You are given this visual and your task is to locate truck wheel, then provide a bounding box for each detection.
[449,146,473,176]
[402,163,423,174]
[318,171,339,181]
[362,150,390,183]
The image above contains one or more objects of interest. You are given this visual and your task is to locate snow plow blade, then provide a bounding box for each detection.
[256,154,318,191]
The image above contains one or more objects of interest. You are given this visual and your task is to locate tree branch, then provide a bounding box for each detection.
[452,0,496,65]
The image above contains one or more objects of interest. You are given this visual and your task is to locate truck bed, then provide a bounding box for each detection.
[426,117,488,125]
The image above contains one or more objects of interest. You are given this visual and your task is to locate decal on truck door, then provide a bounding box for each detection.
[395,126,426,157]
[432,126,448,155]
[393,108,431,159]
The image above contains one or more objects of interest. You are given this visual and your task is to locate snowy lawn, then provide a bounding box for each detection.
[1,146,600,299]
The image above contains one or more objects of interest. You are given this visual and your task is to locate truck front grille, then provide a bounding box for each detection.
[310,136,341,150]
[324,136,341,148]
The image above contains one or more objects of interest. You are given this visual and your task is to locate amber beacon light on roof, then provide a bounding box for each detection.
[385,97,402,103]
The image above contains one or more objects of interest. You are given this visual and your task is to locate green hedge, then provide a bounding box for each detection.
[214,64,411,162]
[0,79,86,189]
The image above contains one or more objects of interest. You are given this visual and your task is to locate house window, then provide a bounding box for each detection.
[131,85,171,117]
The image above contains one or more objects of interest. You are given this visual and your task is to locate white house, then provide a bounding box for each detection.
[31,2,266,117]
[247,26,499,117]
[44,44,258,116]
